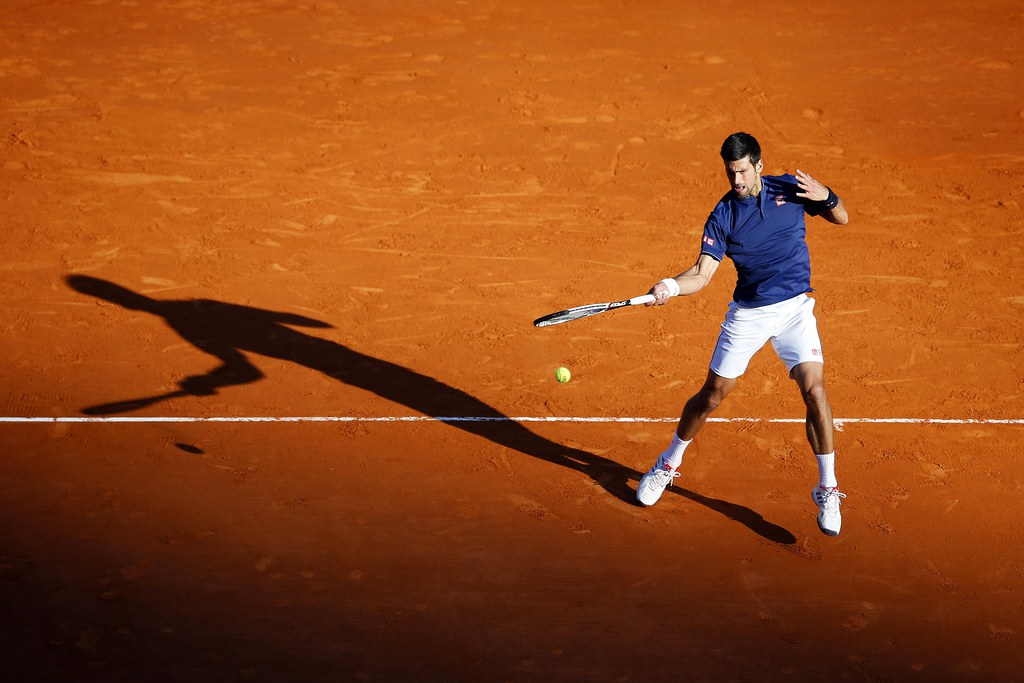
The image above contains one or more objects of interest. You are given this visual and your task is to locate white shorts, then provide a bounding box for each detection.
[709,294,824,379]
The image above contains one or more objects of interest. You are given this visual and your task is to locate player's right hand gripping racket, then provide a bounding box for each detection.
[533,294,655,327]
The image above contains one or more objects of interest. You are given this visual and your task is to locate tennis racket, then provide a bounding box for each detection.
[534,294,656,327]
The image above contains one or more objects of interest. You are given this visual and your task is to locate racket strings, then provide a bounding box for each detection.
[535,306,606,326]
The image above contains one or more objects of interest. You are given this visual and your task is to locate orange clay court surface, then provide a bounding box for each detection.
[2,1,1023,681]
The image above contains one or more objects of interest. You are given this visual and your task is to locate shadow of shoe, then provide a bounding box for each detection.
[673,487,797,545]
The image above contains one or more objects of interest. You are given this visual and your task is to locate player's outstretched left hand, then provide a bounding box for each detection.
[795,168,829,202]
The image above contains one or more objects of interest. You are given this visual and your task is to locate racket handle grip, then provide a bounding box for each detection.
[629,294,657,306]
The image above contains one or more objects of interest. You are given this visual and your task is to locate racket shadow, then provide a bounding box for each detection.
[67,275,794,542]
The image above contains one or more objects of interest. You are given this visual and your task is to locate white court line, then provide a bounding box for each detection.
[1,416,1023,425]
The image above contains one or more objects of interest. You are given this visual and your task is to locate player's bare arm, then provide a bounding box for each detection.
[646,253,721,306]
[795,168,849,225]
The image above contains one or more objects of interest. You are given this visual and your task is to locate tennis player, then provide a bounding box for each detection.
[637,132,849,536]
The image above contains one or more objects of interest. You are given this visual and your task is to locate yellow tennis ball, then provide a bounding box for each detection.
[555,366,571,383]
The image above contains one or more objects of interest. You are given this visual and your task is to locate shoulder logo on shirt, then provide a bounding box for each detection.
[703,235,715,247]
[774,195,786,207]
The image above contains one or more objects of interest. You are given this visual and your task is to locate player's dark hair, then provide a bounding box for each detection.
[720,132,761,166]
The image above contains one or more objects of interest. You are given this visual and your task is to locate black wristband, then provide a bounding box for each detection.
[823,187,839,211]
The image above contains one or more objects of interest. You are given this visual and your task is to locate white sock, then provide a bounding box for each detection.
[659,434,692,471]
[815,452,838,489]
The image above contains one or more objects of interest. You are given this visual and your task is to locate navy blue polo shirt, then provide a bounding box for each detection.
[700,174,823,307]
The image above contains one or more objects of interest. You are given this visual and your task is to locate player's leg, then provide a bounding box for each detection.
[772,296,845,536]
[638,303,767,507]
[678,369,738,441]
[793,362,846,536]
[637,370,738,507]
[791,361,834,456]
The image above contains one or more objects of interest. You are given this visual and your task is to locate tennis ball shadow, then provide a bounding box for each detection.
[175,443,205,455]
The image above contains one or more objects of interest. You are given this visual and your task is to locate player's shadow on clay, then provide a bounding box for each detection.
[67,275,795,545]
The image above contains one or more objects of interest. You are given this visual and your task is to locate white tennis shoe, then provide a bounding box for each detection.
[812,486,847,536]
[637,461,680,507]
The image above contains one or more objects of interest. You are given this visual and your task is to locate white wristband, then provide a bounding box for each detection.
[659,277,681,297]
